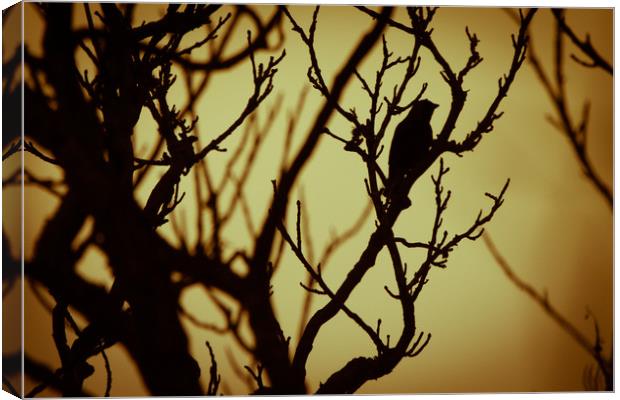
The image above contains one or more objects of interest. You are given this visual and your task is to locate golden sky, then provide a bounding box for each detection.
[3,3,612,395]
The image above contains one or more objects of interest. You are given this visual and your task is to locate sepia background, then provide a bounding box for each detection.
[2,3,612,395]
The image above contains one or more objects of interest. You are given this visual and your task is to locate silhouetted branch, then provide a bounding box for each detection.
[457,26,483,83]
[443,9,535,154]
[393,238,434,250]
[244,364,266,393]
[356,6,413,34]
[406,331,432,358]
[205,341,221,396]
[360,6,532,156]
[101,349,112,397]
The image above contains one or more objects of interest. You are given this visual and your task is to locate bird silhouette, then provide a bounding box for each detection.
[387,99,438,199]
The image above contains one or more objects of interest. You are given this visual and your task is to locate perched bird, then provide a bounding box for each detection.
[388,99,438,194]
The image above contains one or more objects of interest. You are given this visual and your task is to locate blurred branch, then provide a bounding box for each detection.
[224,348,254,392]
[24,140,61,165]
[179,304,228,334]
[483,233,612,390]
[162,6,284,72]
[2,140,21,161]
[2,376,18,397]
[244,364,267,394]
[22,354,95,397]
[177,13,231,57]
[3,168,64,197]
[297,200,372,339]
[3,139,62,166]
[278,200,386,353]
[205,290,253,354]
[220,98,283,232]
[193,39,285,161]
[551,9,612,74]
[515,8,612,208]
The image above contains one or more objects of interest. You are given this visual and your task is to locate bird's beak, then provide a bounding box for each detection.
[431,102,439,109]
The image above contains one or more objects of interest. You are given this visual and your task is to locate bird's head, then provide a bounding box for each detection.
[410,99,438,119]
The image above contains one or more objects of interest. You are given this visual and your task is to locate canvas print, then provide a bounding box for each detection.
[1,3,613,396]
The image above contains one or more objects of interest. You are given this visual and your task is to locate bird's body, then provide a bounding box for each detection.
[388,99,438,191]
